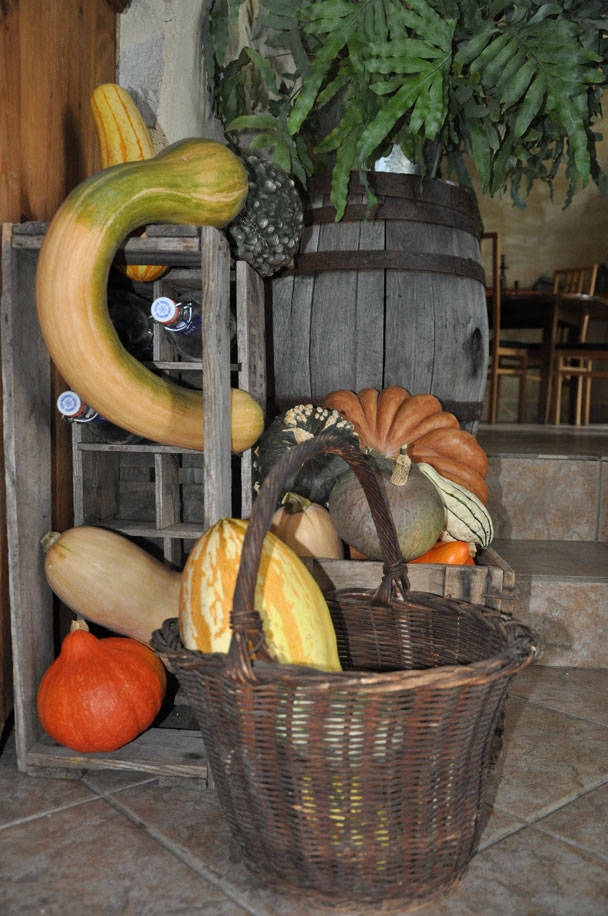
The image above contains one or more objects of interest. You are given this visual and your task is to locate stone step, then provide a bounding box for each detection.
[477,423,608,542]
[493,539,608,668]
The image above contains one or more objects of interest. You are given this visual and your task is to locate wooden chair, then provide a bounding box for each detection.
[483,231,528,423]
[549,264,599,423]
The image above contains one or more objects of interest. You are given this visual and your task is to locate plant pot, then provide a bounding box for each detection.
[270,171,488,433]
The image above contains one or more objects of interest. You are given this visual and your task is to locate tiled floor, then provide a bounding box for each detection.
[1,665,606,916]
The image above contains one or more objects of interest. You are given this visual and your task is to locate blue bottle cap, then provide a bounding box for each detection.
[151,296,178,324]
[57,391,84,418]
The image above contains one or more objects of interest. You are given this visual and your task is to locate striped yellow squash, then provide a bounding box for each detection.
[179,518,341,672]
[90,82,166,282]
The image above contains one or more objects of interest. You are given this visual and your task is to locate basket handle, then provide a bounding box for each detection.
[227,429,409,683]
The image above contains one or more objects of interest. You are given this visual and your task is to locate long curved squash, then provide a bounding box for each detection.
[35,137,263,452]
[179,518,342,672]
[90,82,166,282]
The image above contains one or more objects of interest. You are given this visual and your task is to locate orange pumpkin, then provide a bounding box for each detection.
[37,620,166,753]
[322,386,489,504]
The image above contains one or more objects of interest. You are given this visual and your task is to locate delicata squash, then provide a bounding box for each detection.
[35,137,263,452]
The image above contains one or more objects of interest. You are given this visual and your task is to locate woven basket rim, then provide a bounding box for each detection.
[152,606,540,693]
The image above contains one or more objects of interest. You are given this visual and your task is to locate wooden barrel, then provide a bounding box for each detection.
[270,172,488,433]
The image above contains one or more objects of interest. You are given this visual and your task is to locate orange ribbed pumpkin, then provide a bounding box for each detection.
[322,386,489,504]
[179,518,341,672]
[37,620,167,753]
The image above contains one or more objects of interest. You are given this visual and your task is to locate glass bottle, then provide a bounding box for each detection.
[107,288,154,360]
[150,293,236,362]
[56,391,141,445]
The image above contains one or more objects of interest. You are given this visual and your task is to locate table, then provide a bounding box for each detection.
[488,288,608,422]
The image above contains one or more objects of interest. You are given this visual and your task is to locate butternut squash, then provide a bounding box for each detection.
[42,527,181,644]
[35,137,263,452]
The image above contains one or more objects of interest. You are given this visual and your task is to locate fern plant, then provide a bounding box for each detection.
[203,0,608,219]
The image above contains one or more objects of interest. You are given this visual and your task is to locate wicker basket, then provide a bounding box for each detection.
[151,431,540,913]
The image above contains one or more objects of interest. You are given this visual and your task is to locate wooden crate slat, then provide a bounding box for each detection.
[201,226,232,528]
[26,728,209,779]
[1,224,54,769]
[301,551,513,612]
[236,260,266,519]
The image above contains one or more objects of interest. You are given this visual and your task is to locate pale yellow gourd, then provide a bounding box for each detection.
[42,527,181,644]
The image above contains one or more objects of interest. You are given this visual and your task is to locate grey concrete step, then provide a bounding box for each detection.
[473,428,608,667]
[477,424,608,542]
[493,539,608,668]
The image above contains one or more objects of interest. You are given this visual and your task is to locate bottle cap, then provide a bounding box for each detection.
[57,391,85,418]
[151,296,179,324]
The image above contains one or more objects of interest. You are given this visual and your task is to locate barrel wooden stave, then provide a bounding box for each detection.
[271,176,488,433]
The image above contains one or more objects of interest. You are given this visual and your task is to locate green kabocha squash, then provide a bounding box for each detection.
[328,449,446,562]
[253,404,359,507]
[228,155,304,277]
[35,137,263,452]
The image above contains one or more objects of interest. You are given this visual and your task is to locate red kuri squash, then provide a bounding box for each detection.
[37,620,167,753]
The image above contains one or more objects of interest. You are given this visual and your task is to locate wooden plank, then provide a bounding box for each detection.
[1,226,54,770]
[301,552,510,611]
[309,212,362,400]
[355,215,385,390]
[201,226,232,527]
[384,217,487,431]
[26,728,210,780]
[155,454,180,529]
[90,519,207,540]
[270,195,321,409]
[154,453,184,567]
[0,0,117,721]
[236,261,266,518]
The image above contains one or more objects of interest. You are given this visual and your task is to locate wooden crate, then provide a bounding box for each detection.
[1,221,265,779]
[302,546,514,612]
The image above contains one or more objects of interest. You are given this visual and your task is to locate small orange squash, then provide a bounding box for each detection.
[179,518,341,672]
[409,541,476,565]
[37,620,167,753]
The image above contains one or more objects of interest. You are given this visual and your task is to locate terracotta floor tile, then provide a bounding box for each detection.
[0,797,251,916]
[509,665,608,724]
[490,695,608,821]
[425,825,608,916]
[80,767,160,794]
[534,783,608,862]
[104,781,299,916]
[0,733,97,828]
[477,804,526,851]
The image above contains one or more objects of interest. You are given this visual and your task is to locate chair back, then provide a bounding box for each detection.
[552,265,598,295]
[481,231,500,341]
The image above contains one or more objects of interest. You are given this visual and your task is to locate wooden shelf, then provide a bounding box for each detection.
[1,222,265,779]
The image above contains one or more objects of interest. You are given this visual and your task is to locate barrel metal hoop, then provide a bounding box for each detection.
[289,249,486,285]
[305,201,479,237]
[307,172,477,218]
